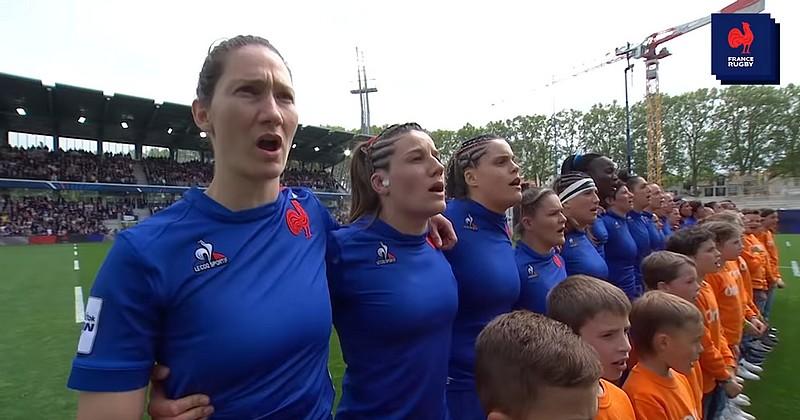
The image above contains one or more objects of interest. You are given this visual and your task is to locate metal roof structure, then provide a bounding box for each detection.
[0,72,365,165]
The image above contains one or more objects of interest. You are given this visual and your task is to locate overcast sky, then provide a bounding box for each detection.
[1,0,796,131]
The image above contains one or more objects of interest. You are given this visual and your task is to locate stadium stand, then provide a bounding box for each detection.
[0,72,359,243]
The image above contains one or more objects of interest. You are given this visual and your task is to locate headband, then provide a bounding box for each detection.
[558,178,597,204]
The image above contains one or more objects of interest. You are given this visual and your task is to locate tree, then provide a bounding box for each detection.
[580,102,627,166]
[717,86,786,176]
[768,84,800,177]
[661,88,721,192]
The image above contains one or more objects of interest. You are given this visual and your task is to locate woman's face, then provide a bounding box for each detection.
[648,184,663,211]
[586,156,618,199]
[521,193,567,248]
[608,185,633,213]
[562,188,600,227]
[379,131,446,219]
[631,180,651,210]
[192,45,298,182]
[679,202,693,218]
[466,139,522,210]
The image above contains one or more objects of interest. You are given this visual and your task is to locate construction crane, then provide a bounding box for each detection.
[614,0,765,185]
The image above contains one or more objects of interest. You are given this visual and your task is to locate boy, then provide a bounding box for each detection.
[641,251,705,417]
[666,227,741,419]
[475,310,601,420]
[547,275,635,419]
[623,290,703,420]
[741,210,770,317]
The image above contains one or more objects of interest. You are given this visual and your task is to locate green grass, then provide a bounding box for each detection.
[0,236,798,418]
[742,234,800,419]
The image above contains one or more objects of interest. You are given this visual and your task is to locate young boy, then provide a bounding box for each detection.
[547,275,635,419]
[623,290,703,420]
[666,227,740,419]
[741,210,770,317]
[641,251,705,417]
[475,310,602,420]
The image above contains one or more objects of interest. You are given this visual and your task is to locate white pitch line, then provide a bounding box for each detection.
[74,260,80,271]
[74,286,85,323]
[73,251,78,256]
[787,241,792,248]
[792,261,800,278]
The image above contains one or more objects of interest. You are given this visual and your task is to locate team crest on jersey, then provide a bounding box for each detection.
[286,199,312,239]
[193,240,229,273]
[464,214,478,231]
[706,308,720,323]
[724,284,739,296]
[553,254,563,268]
[376,242,397,265]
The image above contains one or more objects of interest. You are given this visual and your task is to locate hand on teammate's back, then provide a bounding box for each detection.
[148,365,214,420]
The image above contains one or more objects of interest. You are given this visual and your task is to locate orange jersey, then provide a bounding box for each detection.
[738,256,761,318]
[623,364,700,420]
[696,281,736,393]
[742,234,769,291]
[705,261,745,346]
[756,230,780,285]
[685,362,704,419]
[597,379,635,420]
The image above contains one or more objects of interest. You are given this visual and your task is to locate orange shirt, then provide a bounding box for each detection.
[623,364,699,420]
[756,230,780,285]
[738,256,761,318]
[597,379,635,420]
[705,261,745,346]
[696,281,736,393]
[685,362,704,419]
[742,234,769,291]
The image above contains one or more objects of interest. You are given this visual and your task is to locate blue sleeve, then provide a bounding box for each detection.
[67,234,161,392]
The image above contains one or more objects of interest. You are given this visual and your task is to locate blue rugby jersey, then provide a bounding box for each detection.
[68,187,335,419]
[643,210,666,250]
[328,217,458,420]
[628,210,653,289]
[600,211,639,299]
[443,199,519,419]
[561,230,609,280]
[514,241,567,314]
[591,217,609,259]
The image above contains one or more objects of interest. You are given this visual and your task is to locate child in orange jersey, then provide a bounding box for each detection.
[666,227,740,420]
[548,275,636,420]
[624,291,703,420]
[741,210,770,315]
[758,208,783,320]
[641,251,704,417]
[475,311,602,420]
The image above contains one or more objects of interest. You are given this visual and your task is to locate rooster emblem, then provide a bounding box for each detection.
[286,199,312,238]
[728,22,754,54]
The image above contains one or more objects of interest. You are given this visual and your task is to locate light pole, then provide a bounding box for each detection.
[624,55,634,173]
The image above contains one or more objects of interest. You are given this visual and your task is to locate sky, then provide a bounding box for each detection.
[1,0,796,131]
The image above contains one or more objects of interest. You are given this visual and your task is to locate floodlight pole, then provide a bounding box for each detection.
[350,48,378,135]
[624,54,634,173]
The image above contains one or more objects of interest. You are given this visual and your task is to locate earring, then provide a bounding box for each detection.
[382,179,390,187]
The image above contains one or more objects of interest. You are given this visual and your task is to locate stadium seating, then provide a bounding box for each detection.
[0,195,137,236]
[0,145,137,184]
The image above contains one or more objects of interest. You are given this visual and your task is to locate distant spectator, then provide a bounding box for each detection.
[0,195,135,236]
[0,145,136,184]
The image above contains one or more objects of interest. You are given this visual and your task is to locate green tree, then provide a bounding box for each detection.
[661,88,721,193]
[580,102,627,167]
[717,86,787,175]
[768,85,800,177]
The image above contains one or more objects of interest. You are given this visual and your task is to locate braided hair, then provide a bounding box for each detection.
[349,123,426,222]
[445,134,504,199]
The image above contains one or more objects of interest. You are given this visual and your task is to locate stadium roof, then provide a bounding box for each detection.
[0,72,366,165]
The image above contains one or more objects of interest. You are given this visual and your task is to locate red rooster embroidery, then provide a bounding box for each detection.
[286,200,312,238]
[728,22,754,54]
